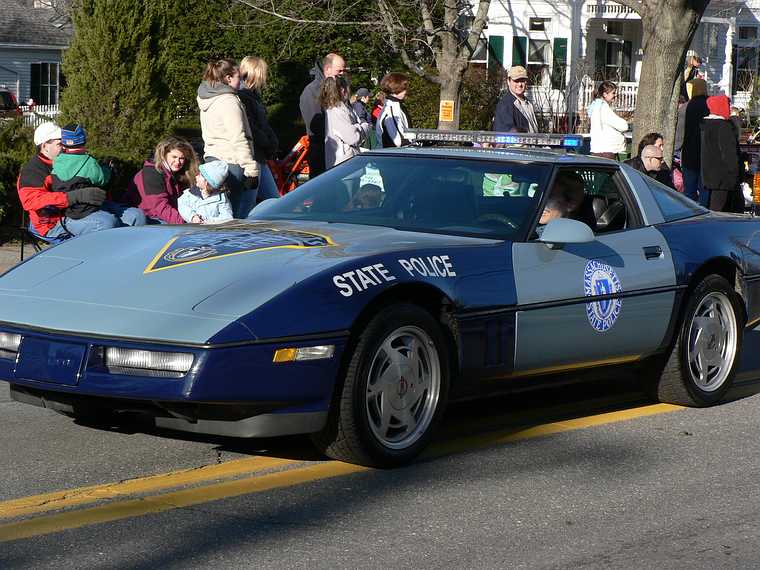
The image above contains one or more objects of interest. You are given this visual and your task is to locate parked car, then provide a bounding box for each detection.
[0,130,757,468]
[0,89,21,120]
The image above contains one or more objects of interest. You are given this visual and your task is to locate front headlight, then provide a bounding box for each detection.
[104,347,194,378]
[0,332,21,359]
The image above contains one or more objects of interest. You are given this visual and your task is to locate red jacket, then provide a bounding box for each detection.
[17,153,69,236]
[126,161,185,224]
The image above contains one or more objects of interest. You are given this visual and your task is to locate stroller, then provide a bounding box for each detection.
[267,135,310,196]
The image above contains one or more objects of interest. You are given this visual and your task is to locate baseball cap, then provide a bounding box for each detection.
[508,66,529,80]
[33,122,61,146]
[199,160,229,190]
[356,87,371,98]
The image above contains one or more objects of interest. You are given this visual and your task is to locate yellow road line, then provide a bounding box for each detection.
[0,455,298,520]
[0,402,684,543]
[0,462,367,543]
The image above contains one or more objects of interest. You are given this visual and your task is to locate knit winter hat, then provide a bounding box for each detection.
[707,94,731,119]
[199,160,229,190]
[60,124,87,148]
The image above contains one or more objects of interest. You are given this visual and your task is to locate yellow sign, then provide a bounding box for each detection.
[439,100,455,122]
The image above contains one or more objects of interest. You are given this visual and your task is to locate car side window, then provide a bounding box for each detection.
[553,167,638,234]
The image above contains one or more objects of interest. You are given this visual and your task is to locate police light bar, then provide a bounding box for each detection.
[406,129,583,149]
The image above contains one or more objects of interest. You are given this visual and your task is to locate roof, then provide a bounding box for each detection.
[365,145,619,165]
[0,1,72,47]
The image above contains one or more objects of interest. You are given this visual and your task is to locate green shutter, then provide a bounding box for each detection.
[488,35,505,67]
[512,36,527,67]
[553,38,568,63]
[551,38,568,88]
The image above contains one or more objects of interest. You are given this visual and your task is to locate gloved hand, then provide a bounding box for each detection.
[68,187,106,206]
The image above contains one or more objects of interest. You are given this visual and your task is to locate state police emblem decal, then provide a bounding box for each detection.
[583,260,622,332]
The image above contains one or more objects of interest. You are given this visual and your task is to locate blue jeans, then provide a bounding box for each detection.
[46,201,146,240]
[257,161,279,201]
[206,157,258,218]
[682,168,706,204]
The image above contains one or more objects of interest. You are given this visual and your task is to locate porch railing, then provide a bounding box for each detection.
[20,104,60,128]
[578,77,638,113]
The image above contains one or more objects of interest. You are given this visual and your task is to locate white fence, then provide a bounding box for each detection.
[578,77,638,113]
[20,104,60,128]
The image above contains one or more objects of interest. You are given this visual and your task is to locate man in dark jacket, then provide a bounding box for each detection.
[625,146,675,189]
[299,53,346,178]
[493,66,538,133]
[680,78,709,205]
[352,87,372,124]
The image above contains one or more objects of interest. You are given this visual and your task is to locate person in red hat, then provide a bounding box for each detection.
[700,94,743,212]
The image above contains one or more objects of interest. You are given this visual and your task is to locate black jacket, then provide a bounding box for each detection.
[238,87,279,161]
[681,95,709,170]
[493,90,530,133]
[700,117,740,191]
[624,156,675,189]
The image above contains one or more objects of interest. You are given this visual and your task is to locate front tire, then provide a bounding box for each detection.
[654,275,744,406]
[313,304,450,467]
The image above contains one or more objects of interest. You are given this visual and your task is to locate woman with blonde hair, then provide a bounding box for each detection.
[238,56,280,200]
[197,58,258,218]
[126,136,200,223]
[320,76,370,168]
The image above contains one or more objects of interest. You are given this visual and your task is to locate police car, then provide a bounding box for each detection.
[0,130,757,468]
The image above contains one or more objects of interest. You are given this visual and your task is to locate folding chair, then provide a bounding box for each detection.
[19,209,70,261]
[19,209,41,261]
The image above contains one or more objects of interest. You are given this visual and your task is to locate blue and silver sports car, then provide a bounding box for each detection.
[0,130,757,467]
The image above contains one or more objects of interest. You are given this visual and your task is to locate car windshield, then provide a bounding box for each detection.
[251,155,550,239]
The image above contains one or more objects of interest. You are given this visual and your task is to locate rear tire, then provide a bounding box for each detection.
[654,275,743,406]
[312,304,450,467]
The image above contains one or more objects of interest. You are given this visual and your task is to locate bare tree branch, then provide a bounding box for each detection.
[464,0,491,54]
[233,0,381,26]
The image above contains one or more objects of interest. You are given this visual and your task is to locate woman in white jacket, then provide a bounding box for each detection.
[197,58,259,218]
[588,81,629,159]
[321,76,370,168]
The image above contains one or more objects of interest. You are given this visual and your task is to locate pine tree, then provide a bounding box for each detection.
[60,0,170,162]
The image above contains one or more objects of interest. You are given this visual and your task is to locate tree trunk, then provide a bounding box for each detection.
[438,75,462,131]
[633,2,708,162]
[436,59,468,130]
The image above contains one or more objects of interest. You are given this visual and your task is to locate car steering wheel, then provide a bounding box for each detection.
[475,213,519,229]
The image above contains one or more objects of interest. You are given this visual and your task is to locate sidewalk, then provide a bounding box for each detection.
[0,243,24,274]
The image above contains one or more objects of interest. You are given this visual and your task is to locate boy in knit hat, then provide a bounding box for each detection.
[51,124,111,220]
[48,123,145,231]
[178,160,233,223]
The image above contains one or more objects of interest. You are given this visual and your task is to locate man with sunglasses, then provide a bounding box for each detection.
[626,144,675,189]
[493,66,538,134]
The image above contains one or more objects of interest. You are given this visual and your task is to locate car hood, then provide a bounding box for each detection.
[0,220,492,344]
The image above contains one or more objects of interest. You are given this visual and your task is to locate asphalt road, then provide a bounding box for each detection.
[3,333,760,569]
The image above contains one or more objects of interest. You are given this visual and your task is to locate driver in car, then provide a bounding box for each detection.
[539,171,597,231]
[343,183,384,211]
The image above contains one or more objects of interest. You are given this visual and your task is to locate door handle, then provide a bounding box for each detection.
[643,246,663,260]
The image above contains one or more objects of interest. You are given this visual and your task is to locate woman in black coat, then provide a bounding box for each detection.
[700,95,743,213]
[238,56,280,201]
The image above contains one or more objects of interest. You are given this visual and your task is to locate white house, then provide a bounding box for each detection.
[476,0,760,118]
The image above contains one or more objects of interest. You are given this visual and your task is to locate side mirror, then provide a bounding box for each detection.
[538,218,594,248]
